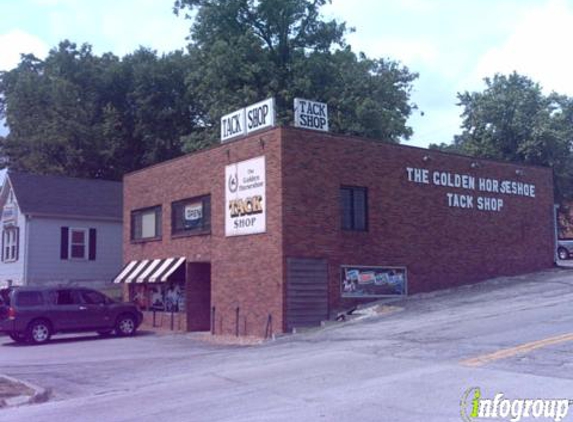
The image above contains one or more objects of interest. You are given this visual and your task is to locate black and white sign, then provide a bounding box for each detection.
[184,203,203,229]
[221,108,246,142]
[294,98,328,132]
[245,98,275,134]
[221,98,275,142]
[225,156,266,236]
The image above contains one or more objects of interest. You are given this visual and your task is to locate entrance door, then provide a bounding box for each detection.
[286,258,328,331]
[186,262,211,331]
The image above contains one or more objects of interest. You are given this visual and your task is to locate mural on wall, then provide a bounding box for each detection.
[341,266,407,297]
[130,282,185,312]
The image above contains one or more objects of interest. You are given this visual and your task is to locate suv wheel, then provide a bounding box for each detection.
[115,314,136,337]
[558,247,569,260]
[27,320,52,344]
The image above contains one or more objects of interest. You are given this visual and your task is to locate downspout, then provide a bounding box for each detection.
[23,214,30,285]
[554,204,559,264]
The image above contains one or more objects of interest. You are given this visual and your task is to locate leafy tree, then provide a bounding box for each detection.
[0,41,195,180]
[439,72,573,202]
[174,0,418,149]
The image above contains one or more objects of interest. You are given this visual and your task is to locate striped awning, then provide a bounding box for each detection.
[113,257,186,284]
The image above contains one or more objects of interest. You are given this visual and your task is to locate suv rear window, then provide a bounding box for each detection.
[15,291,44,307]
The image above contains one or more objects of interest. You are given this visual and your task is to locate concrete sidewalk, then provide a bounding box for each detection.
[0,374,50,408]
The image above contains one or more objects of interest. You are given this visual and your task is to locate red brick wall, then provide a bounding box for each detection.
[124,126,555,335]
[280,128,555,313]
[123,129,284,337]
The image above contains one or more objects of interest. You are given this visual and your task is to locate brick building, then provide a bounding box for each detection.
[114,126,555,337]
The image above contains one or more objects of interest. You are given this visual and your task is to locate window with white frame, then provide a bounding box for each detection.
[69,228,88,259]
[2,227,19,262]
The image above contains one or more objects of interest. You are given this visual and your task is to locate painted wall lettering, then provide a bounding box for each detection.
[405,166,536,213]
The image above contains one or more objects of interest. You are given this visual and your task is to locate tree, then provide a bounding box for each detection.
[439,72,573,202]
[0,41,195,180]
[174,0,418,149]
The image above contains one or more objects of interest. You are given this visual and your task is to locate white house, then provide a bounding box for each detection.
[0,171,123,288]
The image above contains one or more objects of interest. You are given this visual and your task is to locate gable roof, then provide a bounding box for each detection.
[7,171,122,221]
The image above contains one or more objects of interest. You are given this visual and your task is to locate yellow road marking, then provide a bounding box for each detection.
[461,332,573,367]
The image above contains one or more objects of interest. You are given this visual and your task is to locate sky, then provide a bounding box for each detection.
[1,0,573,148]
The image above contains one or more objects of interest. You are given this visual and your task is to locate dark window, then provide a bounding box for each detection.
[340,186,368,231]
[131,206,162,241]
[15,291,44,307]
[80,290,107,305]
[172,195,211,235]
[55,289,80,305]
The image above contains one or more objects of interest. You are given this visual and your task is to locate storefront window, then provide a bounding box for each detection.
[131,206,162,241]
[172,195,211,235]
[130,282,185,312]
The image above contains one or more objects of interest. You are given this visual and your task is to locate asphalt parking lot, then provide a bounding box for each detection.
[2,265,573,422]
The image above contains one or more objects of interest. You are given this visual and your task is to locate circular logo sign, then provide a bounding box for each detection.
[228,173,238,193]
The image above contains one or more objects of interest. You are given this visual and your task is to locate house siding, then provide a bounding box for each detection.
[0,202,27,287]
[26,217,122,287]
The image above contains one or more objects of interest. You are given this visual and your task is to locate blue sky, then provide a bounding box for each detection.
[1,0,573,147]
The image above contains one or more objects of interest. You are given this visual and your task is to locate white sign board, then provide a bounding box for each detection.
[185,203,203,221]
[225,156,266,237]
[246,98,275,134]
[221,108,246,142]
[220,98,276,142]
[294,98,328,132]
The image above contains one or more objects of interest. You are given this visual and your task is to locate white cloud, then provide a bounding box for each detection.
[0,29,49,71]
[469,0,573,95]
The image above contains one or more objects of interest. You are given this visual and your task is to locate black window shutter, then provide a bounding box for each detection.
[60,227,69,260]
[1,230,4,262]
[88,228,97,261]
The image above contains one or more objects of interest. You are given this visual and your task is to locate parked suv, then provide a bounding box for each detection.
[0,286,143,344]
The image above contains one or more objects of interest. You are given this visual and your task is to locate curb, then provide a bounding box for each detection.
[0,374,51,409]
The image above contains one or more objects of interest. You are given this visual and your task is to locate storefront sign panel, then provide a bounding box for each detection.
[341,265,407,298]
[184,202,203,229]
[245,98,275,134]
[225,156,266,236]
[221,108,246,142]
[294,98,328,132]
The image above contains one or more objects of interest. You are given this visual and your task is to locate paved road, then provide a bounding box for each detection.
[2,266,573,422]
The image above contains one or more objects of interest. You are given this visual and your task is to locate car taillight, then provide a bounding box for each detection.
[7,307,16,320]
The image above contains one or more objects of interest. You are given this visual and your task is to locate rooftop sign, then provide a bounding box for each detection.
[221,108,246,142]
[294,98,328,132]
[221,98,276,143]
